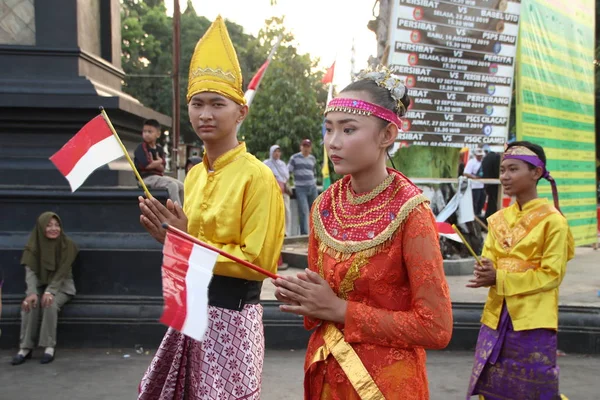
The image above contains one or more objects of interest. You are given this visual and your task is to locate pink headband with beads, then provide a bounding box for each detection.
[324,98,402,128]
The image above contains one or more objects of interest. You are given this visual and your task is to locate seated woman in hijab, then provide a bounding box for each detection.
[11,212,78,365]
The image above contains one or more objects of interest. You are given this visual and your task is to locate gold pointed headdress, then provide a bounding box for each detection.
[187,16,246,105]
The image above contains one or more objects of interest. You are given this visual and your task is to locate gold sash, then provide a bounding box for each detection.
[488,203,557,252]
[496,258,539,273]
[309,323,384,400]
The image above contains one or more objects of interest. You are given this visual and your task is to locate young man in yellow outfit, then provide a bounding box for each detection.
[137,16,284,399]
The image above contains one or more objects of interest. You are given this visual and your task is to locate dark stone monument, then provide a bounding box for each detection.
[0,0,170,348]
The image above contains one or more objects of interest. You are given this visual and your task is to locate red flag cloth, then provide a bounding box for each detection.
[322,62,336,84]
[248,60,269,91]
[160,230,218,341]
[49,115,123,191]
[436,221,462,243]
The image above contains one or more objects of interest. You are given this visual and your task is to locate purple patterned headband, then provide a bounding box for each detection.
[503,146,561,213]
[504,154,550,179]
[324,98,402,128]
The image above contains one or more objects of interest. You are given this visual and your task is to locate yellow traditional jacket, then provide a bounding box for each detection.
[183,142,285,281]
[481,198,575,331]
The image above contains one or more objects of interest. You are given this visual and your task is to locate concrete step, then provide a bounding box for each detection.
[0,187,168,233]
[1,299,598,353]
[1,248,163,297]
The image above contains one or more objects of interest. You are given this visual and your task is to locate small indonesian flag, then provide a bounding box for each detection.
[244,60,269,106]
[160,230,218,341]
[50,115,124,192]
[436,221,462,243]
[322,62,335,84]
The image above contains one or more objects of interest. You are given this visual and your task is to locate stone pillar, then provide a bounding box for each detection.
[0,0,170,348]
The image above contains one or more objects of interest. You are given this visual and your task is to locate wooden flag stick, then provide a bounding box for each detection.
[452,224,483,266]
[163,224,279,280]
[99,107,152,198]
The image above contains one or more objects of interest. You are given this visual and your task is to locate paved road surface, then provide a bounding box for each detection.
[1,349,598,399]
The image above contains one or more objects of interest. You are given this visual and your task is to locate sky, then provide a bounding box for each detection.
[165,0,379,89]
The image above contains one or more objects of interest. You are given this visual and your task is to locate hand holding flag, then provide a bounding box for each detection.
[160,224,278,341]
[139,196,188,244]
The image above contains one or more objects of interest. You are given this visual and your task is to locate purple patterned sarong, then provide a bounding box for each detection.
[467,306,561,400]
[138,304,264,400]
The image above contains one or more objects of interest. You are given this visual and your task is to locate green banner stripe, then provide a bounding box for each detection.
[520,63,592,93]
[540,191,597,200]
[522,1,595,47]
[521,112,594,131]
[545,161,596,171]
[553,179,598,186]
[566,218,598,228]
[520,31,593,65]
[560,205,599,214]
[520,36,590,73]
[521,90,594,116]
[522,136,596,151]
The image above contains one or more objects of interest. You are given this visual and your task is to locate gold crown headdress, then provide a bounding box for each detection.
[187,16,246,105]
[355,66,407,114]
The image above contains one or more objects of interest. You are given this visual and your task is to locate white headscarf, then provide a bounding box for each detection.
[264,145,289,183]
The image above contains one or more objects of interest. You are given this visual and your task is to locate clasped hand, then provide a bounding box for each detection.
[272,269,347,324]
[466,257,496,288]
[138,197,188,244]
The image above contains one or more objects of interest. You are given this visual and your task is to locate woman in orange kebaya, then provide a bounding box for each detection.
[273,68,453,399]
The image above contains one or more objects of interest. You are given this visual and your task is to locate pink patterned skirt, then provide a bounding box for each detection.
[138,304,265,400]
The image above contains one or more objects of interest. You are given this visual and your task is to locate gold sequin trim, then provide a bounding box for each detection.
[312,192,429,257]
[337,254,369,300]
[189,67,236,83]
[317,250,325,278]
[332,183,404,229]
[346,174,395,205]
[324,106,373,117]
[488,203,557,252]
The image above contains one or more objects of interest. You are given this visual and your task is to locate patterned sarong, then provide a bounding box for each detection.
[467,306,562,400]
[138,304,264,400]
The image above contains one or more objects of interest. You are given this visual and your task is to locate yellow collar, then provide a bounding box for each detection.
[514,197,548,213]
[203,142,246,171]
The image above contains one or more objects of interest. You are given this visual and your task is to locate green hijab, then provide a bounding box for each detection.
[20,212,78,286]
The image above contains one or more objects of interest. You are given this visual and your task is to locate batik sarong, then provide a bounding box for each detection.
[467,306,562,400]
[139,304,264,400]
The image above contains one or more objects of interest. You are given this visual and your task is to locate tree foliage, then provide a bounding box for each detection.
[239,17,328,172]
[121,2,329,181]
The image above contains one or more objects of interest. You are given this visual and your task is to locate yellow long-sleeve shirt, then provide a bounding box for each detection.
[183,142,285,281]
[481,198,575,331]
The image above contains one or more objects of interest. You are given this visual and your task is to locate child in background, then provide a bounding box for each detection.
[134,119,184,205]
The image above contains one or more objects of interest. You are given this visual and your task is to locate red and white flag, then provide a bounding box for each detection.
[160,230,218,341]
[244,60,269,107]
[436,221,462,243]
[50,115,124,191]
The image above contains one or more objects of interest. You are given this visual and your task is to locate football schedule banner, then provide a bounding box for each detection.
[516,0,597,245]
[388,0,521,147]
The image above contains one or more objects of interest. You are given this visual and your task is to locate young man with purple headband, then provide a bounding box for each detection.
[466,141,573,400]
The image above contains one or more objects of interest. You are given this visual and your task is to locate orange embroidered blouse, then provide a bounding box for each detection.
[303,170,453,400]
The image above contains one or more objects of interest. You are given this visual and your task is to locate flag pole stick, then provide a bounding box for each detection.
[99,107,152,198]
[237,33,283,133]
[452,224,483,266]
[163,224,279,280]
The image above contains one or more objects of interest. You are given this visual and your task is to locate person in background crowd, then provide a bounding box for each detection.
[463,148,486,217]
[264,144,292,237]
[481,144,501,220]
[12,212,78,365]
[288,139,318,235]
[185,155,202,174]
[134,119,185,205]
